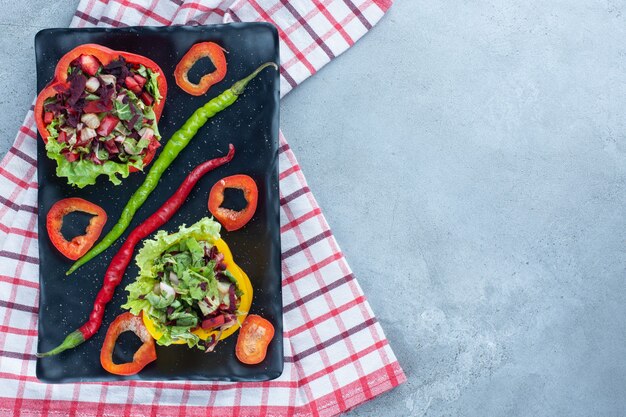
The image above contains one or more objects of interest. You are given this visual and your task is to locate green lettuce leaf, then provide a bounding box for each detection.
[145,68,162,103]
[46,118,60,138]
[135,217,221,277]
[114,99,132,120]
[45,136,143,188]
[122,218,222,349]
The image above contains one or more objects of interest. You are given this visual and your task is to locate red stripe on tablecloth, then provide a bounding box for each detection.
[315,0,355,46]
[248,0,317,75]
[280,186,310,205]
[343,0,373,30]
[19,126,37,140]
[0,168,37,190]
[122,380,138,417]
[74,10,100,25]
[372,0,392,11]
[41,384,53,417]
[96,382,110,417]
[279,163,300,180]
[0,300,38,314]
[283,251,343,285]
[290,317,377,363]
[0,195,37,214]
[298,338,386,387]
[101,15,127,27]
[0,350,36,361]
[280,207,321,233]
[0,250,38,265]
[0,275,38,290]
[8,147,37,167]
[0,325,37,337]
[177,381,193,417]
[178,1,226,16]
[279,0,335,60]
[139,0,161,25]
[118,0,173,25]
[282,229,333,259]
[0,223,38,239]
[284,272,352,312]
[286,295,365,337]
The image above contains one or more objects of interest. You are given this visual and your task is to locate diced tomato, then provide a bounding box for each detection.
[97,115,119,137]
[140,91,154,106]
[124,76,142,94]
[83,99,112,114]
[79,55,101,76]
[148,136,160,152]
[133,74,146,89]
[44,112,54,124]
[62,150,79,162]
[201,315,226,330]
[57,131,67,143]
[104,139,119,154]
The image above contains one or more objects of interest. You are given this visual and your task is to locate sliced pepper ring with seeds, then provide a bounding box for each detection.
[174,42,227,96]
[46,197,107,260]
[100,312,157,375]
[208,174,258,232]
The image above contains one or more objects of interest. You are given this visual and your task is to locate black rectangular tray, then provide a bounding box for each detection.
[35,23,282,383]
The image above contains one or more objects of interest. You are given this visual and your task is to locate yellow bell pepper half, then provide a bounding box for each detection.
[142,238,253,344]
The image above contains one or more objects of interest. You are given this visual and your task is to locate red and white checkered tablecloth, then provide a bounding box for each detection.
[0,0,405,416]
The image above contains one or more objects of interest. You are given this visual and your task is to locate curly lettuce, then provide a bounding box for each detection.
[122,217,223,349]
[45,135,143,188]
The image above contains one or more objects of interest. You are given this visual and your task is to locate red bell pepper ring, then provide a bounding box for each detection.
[46,197,107,260]
[235,315,275,365]
[208,174,258,232]
[33,43,168,172]
[174,42,227,96]
[100,312,157,375]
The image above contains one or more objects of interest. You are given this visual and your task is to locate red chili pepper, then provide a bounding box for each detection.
[46,198,107,260]
[34,44,168,173]
[37,145,235,358]
[174,42,227,96]
[100,312,156,375]
[208,174,258,232]
[235,314,275,365]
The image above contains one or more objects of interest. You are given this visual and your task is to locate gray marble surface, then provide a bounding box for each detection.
[2,1,626,415]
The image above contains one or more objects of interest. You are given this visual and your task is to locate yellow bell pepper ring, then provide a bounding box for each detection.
[142,238,253,344]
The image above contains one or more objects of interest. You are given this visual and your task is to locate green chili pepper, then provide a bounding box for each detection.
[66,62,278,275]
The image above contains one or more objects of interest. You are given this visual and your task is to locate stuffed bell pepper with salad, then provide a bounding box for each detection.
[122,217,253,352]
[34,44,167,188]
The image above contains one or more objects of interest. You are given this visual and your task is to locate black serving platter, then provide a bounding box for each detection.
[35,24,282,383]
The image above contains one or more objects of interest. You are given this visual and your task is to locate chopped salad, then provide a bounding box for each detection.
[122,218,244,351]
[43,54,162,187]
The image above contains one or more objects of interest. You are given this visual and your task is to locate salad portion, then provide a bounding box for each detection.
[122,217,253,351]
[35,44,167,187]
